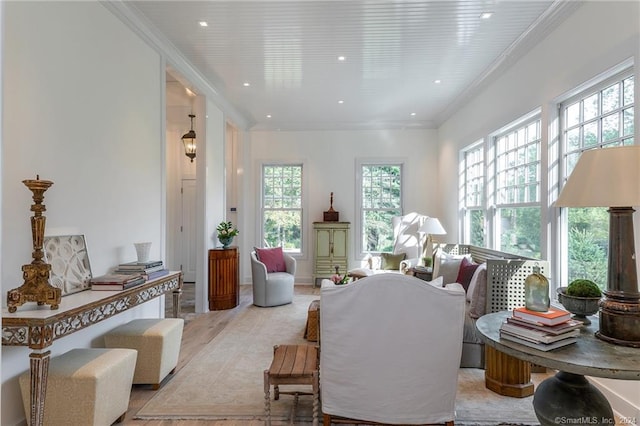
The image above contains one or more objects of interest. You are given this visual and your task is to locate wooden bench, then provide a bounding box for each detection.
[264,344,319,426]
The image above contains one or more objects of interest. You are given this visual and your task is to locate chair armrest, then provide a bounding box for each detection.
[250,252,268,279]
[400,257,420,273]
[284,253,297,275]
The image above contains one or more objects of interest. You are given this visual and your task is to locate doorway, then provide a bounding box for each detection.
[180,178,197,282]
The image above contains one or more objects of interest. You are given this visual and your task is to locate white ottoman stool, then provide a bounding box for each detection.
[104,318,184,390]
[19,348,137,426]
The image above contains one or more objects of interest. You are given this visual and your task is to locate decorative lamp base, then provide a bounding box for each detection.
[596,294,640,347]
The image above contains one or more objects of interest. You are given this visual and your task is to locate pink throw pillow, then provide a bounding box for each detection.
[255,247,286,273]
[456,256,480,291]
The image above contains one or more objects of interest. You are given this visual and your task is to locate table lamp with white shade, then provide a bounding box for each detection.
[555,145,640,347]
[419,217,447,266]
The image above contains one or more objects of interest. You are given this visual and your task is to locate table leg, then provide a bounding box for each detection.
[29,350,51,426]
[533,371,614,426]
[484,345,534,397]
[172,274,183,318]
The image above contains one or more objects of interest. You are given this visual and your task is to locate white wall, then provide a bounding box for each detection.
[1,2,167,424]
[437,1,640,420]
[242,129,439,284]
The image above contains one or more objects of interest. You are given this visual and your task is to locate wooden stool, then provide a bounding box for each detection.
[19,348,137,426]
[104,318,184,390]
[264,344,319,426]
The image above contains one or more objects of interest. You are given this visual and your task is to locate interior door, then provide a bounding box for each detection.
[180,179,197,282]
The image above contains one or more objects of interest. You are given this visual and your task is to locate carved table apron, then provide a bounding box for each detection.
[2,271,183,426]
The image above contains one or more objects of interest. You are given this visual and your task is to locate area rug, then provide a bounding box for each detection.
[137,292,546,425]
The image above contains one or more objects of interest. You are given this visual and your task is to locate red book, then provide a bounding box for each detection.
[512,306,572,326]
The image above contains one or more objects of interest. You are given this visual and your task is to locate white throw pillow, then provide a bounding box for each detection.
[433,250,471,285]
[466,262,487,302]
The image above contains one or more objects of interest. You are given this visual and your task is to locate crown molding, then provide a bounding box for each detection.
[101,0,252,130]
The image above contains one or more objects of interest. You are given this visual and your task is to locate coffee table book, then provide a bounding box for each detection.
[499,329,577,351]
[90,274,145,291]
[512,306,571,326]
[500,321,580,344]
[506,316,582,335]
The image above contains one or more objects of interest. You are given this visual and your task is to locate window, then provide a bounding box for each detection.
[559,72,634,290]
[493,115,542,258]
[359,163,403,254]
[461,142,485,246]
[261,164,303,252]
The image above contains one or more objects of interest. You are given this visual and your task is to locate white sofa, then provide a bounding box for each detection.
[320,274,465,425]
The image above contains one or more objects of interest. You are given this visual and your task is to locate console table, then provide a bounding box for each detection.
[476,311,640,425]
[2,271,183,426]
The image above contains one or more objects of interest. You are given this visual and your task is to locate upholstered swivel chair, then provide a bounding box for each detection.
[250,251,296,307]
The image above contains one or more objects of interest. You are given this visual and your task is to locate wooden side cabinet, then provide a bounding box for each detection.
[208,247,239,310]
[313,222,350,286]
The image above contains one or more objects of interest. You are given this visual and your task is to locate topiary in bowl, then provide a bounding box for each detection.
[557,279,603,325]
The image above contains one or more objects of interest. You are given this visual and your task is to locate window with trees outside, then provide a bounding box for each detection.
[359,163,403,254]
[461,142,485,247]
[262,164,303,252]
[493,115,542,259]
[559,72,634,291]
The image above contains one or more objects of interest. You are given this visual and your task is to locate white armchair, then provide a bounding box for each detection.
[320,274,465,425]
[367,212,426,273]
[250,251,296,307]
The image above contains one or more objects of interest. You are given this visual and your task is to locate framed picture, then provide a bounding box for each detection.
[43,234,93,296]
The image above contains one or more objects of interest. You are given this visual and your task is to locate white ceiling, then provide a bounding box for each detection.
[123,1,580,131]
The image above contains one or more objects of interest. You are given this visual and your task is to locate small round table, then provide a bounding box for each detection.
[476,312,640,426]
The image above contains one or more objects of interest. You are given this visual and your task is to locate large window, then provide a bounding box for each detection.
[461,142,485,247]
[262,164,303,252]
[359,163,403,254]
[560,72,634,290]
[493,115,542,258]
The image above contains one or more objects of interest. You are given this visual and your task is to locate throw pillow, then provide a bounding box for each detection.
[468,263,488,318]
[255,247,286,273]
[381,252,406,270]
[432,250,471,285]
[456,256,480,291]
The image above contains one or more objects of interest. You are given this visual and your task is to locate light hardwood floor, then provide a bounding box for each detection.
[122,283,316,425]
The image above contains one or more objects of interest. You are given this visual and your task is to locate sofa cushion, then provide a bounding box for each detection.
[381,252,406,270]
[255,247,286,272]
[433,250,470,285]
[456,257,480,291]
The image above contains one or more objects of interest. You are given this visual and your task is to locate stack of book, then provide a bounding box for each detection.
[90,273,146,291]
[499,306,582,351]
[113,260,169,281]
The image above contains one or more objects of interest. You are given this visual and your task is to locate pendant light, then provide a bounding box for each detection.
[182,114,196,162]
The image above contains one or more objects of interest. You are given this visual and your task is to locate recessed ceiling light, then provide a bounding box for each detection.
[410,112,416,116]
[243,82,250,87]
[199,21,208,27]
[338,100,344,104]
[338,56,346,61]
[434,79,442,84]
[266,114,272,118]
[480,12,493,19]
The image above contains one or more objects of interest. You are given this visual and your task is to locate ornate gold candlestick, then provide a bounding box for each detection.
[7,176,61,312]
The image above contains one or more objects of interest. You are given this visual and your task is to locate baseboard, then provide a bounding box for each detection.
[589,377,640,424]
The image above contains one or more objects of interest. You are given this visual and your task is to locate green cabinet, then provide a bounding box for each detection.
[313,222,349,286]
